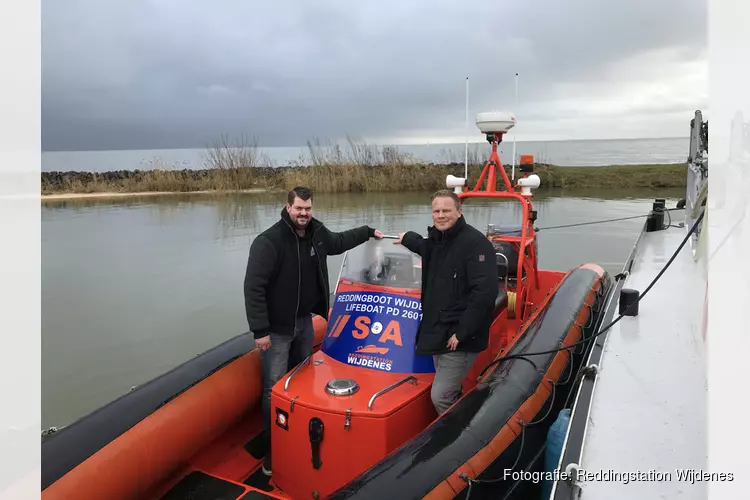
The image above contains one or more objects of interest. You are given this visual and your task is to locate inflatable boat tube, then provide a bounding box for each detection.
[329,264,610,500]
[40,317,329,500]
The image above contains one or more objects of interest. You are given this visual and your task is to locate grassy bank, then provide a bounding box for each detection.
[41,138,688,196]
[41,162,688,196]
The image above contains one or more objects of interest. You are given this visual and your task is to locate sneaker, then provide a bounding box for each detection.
[262,454,272,476]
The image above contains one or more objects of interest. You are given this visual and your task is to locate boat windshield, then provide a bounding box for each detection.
[338,238,422,289]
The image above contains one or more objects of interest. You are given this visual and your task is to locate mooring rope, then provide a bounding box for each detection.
[536,207,682,231]
[482,210,703,362]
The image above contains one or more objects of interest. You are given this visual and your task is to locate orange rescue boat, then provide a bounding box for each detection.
[41,112,612,500]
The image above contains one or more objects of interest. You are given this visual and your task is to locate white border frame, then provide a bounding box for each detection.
[0,0,41,498]
[708,0,749,497]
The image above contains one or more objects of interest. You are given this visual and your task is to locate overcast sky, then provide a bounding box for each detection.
[41,0,707,151]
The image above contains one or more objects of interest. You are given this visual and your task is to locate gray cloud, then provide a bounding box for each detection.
[42,0,707,151]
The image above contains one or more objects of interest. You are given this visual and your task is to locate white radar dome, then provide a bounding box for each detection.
[476,111,516,134]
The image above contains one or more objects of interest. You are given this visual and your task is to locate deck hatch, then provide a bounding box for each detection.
[325,378,360,396]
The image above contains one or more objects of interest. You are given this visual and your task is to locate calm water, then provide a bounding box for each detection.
[41,137,689,172]
[41,187,684,429]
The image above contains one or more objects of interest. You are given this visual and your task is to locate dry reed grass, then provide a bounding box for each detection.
[41,137,688,195]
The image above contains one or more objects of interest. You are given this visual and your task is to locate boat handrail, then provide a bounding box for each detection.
[284,355,312,392]
[368,376,417,410]
[495,251,509,290]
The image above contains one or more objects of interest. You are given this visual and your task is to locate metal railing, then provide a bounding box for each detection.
[496,251,509,290]
[284,355,312,392]
[367,376,417,410]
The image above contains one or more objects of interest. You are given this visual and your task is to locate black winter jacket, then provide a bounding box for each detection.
[244,208,375,339]
[401,216,498,356]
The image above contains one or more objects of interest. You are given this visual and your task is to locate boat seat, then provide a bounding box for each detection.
[494,287,508,312]
[489,225,537,282]
[493,240,520,280]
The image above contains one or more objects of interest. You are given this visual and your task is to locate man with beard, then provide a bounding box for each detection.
[395,189,497,415]
[244,186,383,476]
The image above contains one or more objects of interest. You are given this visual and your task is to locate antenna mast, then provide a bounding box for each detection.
[512,72,518,181]
[464,77,469,180]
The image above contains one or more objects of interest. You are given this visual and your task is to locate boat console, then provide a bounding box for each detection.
[269,240,437,499]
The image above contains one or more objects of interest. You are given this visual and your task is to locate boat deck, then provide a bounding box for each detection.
[554,210,708,499]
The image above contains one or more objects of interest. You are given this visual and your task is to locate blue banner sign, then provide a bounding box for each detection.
[321,290,435,374]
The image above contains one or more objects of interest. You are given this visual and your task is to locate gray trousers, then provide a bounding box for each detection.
[259,315,315,439]
[431,351,479,414]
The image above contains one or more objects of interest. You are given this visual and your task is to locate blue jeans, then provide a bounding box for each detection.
[260,314,315,442]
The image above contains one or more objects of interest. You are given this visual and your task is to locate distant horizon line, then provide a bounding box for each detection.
[42,135,690,153]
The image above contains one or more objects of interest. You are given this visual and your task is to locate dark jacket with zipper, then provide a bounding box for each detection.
[244,207,375,339]
[401,216,498,356]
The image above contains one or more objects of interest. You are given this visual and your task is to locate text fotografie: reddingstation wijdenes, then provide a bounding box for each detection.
[503,468,734,484]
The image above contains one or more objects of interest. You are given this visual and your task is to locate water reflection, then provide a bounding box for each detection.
[42,185,684,233]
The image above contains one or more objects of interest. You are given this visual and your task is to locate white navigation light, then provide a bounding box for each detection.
[476,111,516,134]
[516,174,541,196]
[446,174,466,194]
